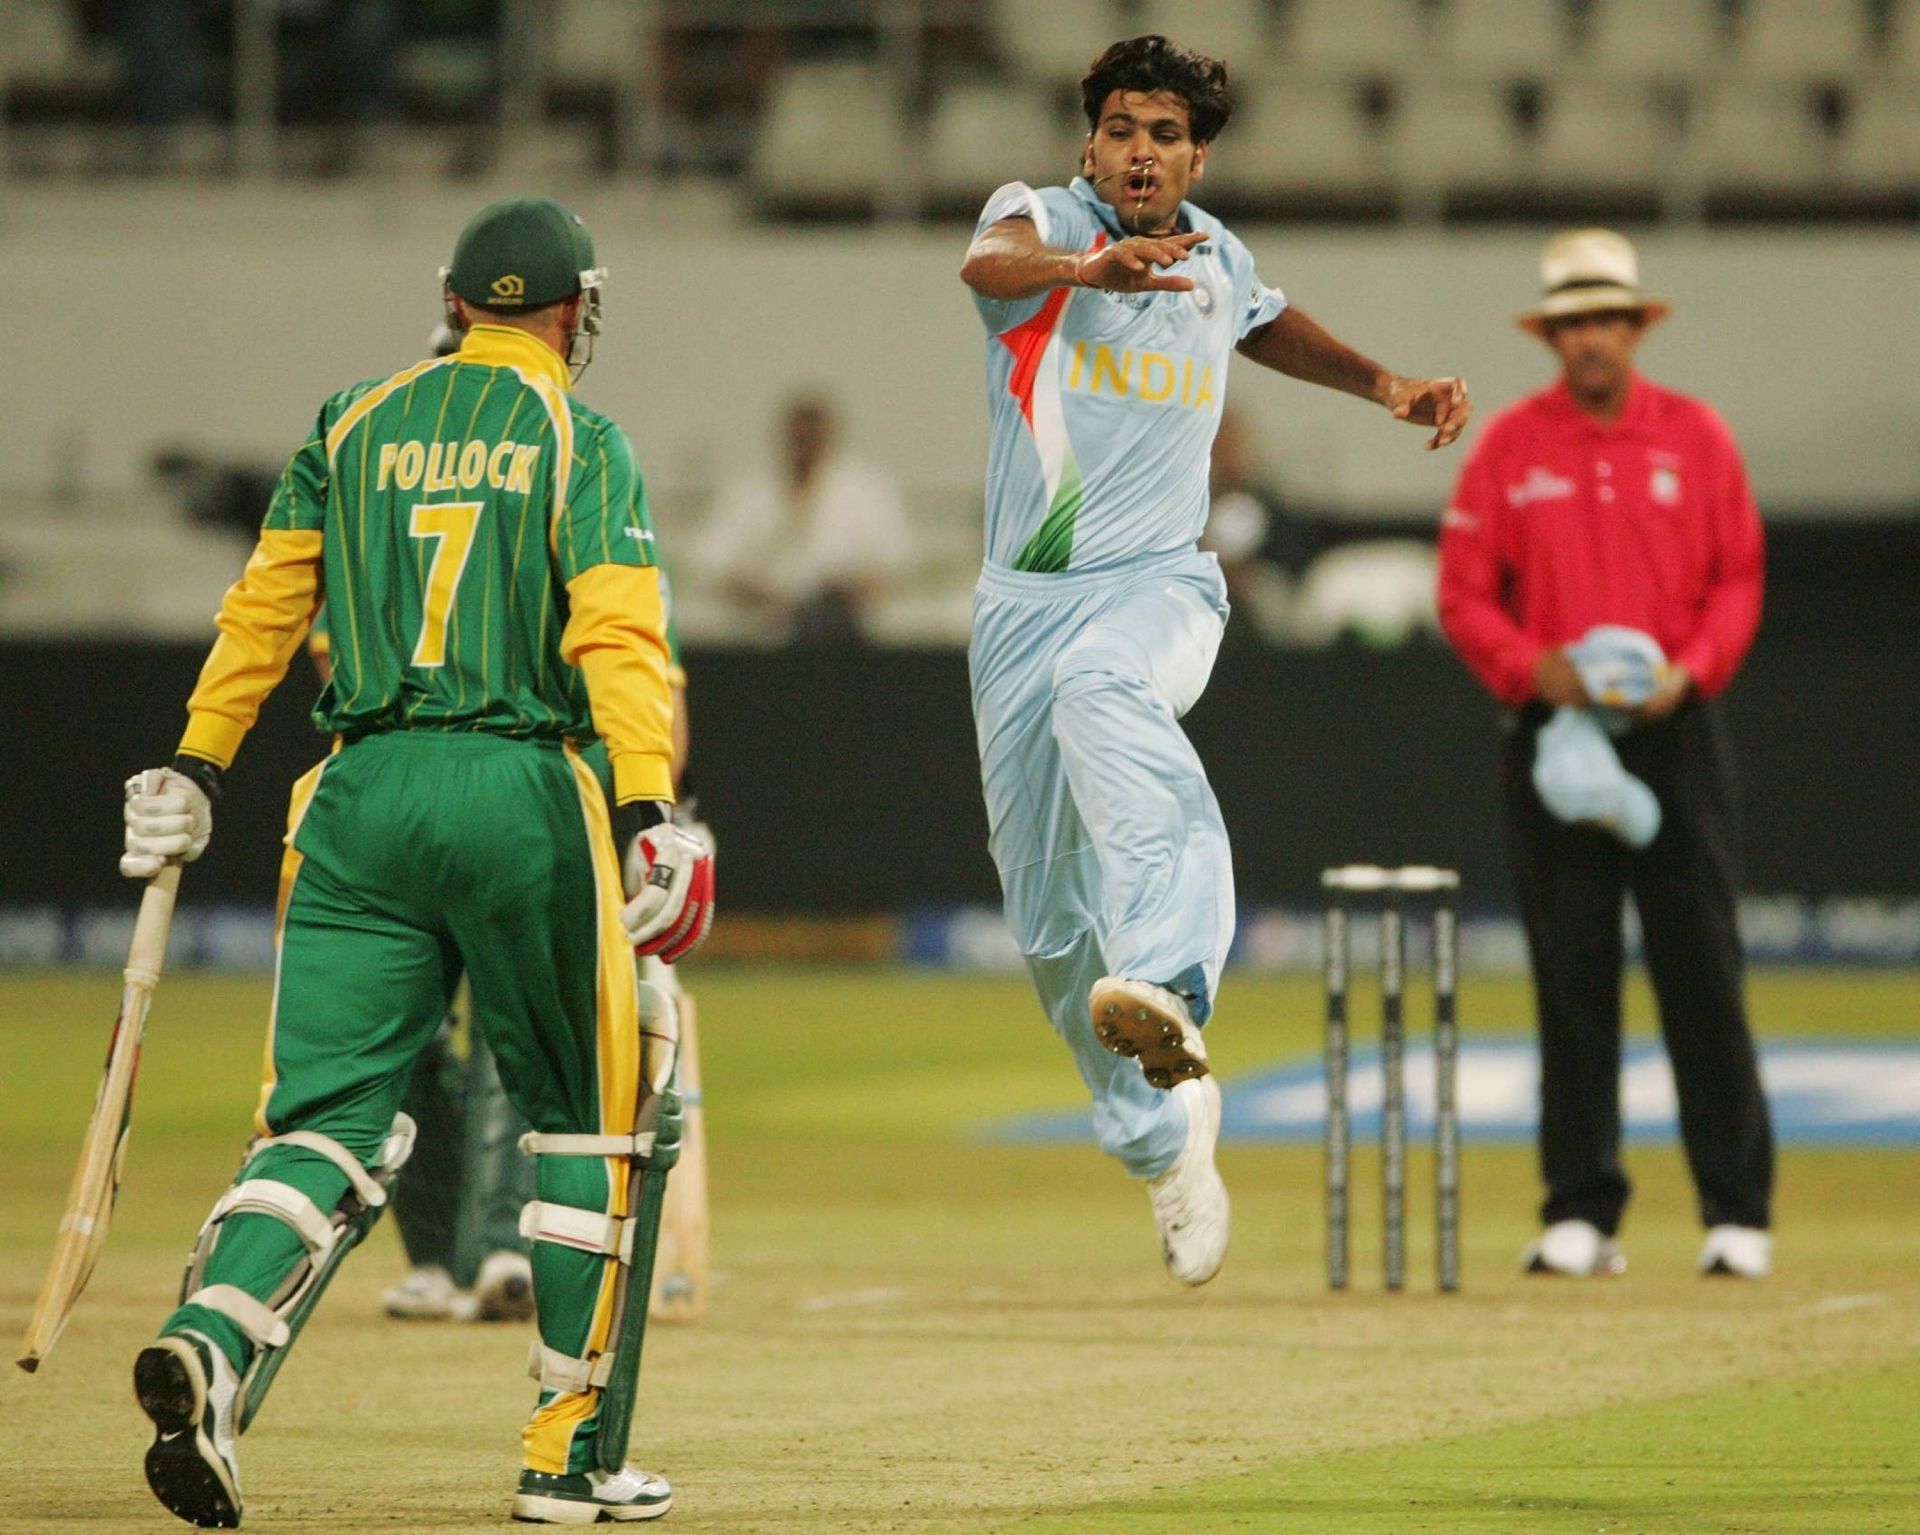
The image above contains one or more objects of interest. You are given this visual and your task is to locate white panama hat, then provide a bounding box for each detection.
[1517,227,1671,336]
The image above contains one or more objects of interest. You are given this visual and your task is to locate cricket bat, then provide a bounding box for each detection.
[648,987,708,1323]
[17,856,181,1373]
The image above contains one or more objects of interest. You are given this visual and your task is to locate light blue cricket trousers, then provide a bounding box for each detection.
[968,546,1236,1178]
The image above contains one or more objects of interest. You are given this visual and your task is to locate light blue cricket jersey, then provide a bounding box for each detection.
[971,177,1287,574]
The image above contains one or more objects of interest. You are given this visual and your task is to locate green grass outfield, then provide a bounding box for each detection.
[2,966,1917,1534]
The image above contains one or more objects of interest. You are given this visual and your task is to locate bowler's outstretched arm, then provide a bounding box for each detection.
[1238,306,1471,451]
[961,216,1205,300]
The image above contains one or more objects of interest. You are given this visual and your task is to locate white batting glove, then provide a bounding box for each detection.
[620,822,715,963]
[121,767,213,879]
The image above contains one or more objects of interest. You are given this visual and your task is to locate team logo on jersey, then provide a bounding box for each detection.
[490,274,527,303]
[1190,280,1216,317]
[1650,466,1682,505]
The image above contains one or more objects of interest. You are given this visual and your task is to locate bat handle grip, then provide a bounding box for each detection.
[124,864,182,987]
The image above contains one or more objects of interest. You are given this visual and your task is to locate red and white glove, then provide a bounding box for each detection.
[620,822,714,963]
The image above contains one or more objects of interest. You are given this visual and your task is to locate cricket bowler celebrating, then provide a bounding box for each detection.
[117,196,713,1526]
[960,36,1470,1284]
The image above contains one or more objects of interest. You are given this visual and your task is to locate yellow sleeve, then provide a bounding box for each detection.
[562,562,676,805]
[177,529,325,768]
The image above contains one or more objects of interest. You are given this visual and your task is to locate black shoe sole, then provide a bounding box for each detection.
[135,1342,242,1529]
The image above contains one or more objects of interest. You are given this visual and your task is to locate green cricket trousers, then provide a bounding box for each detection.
[160,730,644,1474]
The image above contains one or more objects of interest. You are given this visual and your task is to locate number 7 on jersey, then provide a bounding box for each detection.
[409,501,484,668]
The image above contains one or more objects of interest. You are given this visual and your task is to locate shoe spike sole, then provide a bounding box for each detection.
[1091,994,1209,1091]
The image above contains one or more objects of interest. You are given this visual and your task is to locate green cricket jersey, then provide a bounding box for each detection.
[292,327,655,739]
[180,325,678,804]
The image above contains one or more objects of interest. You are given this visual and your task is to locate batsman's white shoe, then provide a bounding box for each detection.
[134,1330,243,1529]
[1091,977,1209,1091]
[465,1251,536,1322]
[383,1264,462,1320]
[1523,1219,1627,1277]
[1699,1225,1772,1278]
[1147,1076,1230,1286]
[512,1465,672,1523]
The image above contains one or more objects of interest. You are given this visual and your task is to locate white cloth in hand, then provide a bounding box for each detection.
[121,767,213,879]
[1531,708,1662,849]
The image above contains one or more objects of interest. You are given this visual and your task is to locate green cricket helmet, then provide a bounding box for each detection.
[440,196,607,378]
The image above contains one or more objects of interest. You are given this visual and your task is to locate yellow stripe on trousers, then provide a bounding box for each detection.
[253,754,334,1137]
[523,747,642,1474]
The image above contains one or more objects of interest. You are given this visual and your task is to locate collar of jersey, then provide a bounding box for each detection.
[1068,175,1196,240]
[1545,370,1655,435]
[458,324,572,393]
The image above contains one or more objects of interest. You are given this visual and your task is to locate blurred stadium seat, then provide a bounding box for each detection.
[1535,80,1675,211]
[1836,82,1920,195]
[1582,0,1729,82]
[991,0,1120,83]
[1280,0,1431,79]
[1433,0,1576,82]
[748,60,907,217]
[1389,80,1536,209]
[3,0,84,80]
[1882,0,1920,77]
[1201,81,1393,217]
[1689,84,1838,202]
[923,80,1075,214]
[2,0,119,124]
[545,0,626,93]
[1733,0,1875,83]
[1135,0,1276,75]
[0,3,1911,226]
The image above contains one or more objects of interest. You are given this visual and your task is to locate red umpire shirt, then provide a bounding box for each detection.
[1438,372,1764,704]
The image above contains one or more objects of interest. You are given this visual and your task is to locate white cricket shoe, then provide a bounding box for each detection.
[1090,977,1209,1091]
[383,1264,463,1320]
[134,1330,243,1529]
[1699,1225,1772,1278]
[512,1464,672,1523]
[1523,1219,1627,1276]
[465,1250,536,1322]
[1147,1076,1230,1286]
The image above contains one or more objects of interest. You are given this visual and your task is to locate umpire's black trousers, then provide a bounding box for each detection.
[1501,696,1774,1236]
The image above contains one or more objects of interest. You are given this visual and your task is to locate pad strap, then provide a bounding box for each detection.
[213,1179,336,1255]
[254,1129,388,1207]
[518,1130,656,1159]
[188,1284,293,1349]
[519,1201,634,1261]
[527,1340,615,1394]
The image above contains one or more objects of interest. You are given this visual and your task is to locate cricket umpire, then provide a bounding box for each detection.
[1437,229,1774,1281]
[118,197,713,1526]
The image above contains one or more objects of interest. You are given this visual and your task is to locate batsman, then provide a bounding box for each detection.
[116,196,713,1527]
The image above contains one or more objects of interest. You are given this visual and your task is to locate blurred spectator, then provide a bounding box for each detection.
[1202,409,1440,650]
[699,394,912,645]
[1200,408,1305,643]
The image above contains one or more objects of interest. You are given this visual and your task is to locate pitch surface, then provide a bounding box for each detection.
[3,968,1916,1533]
